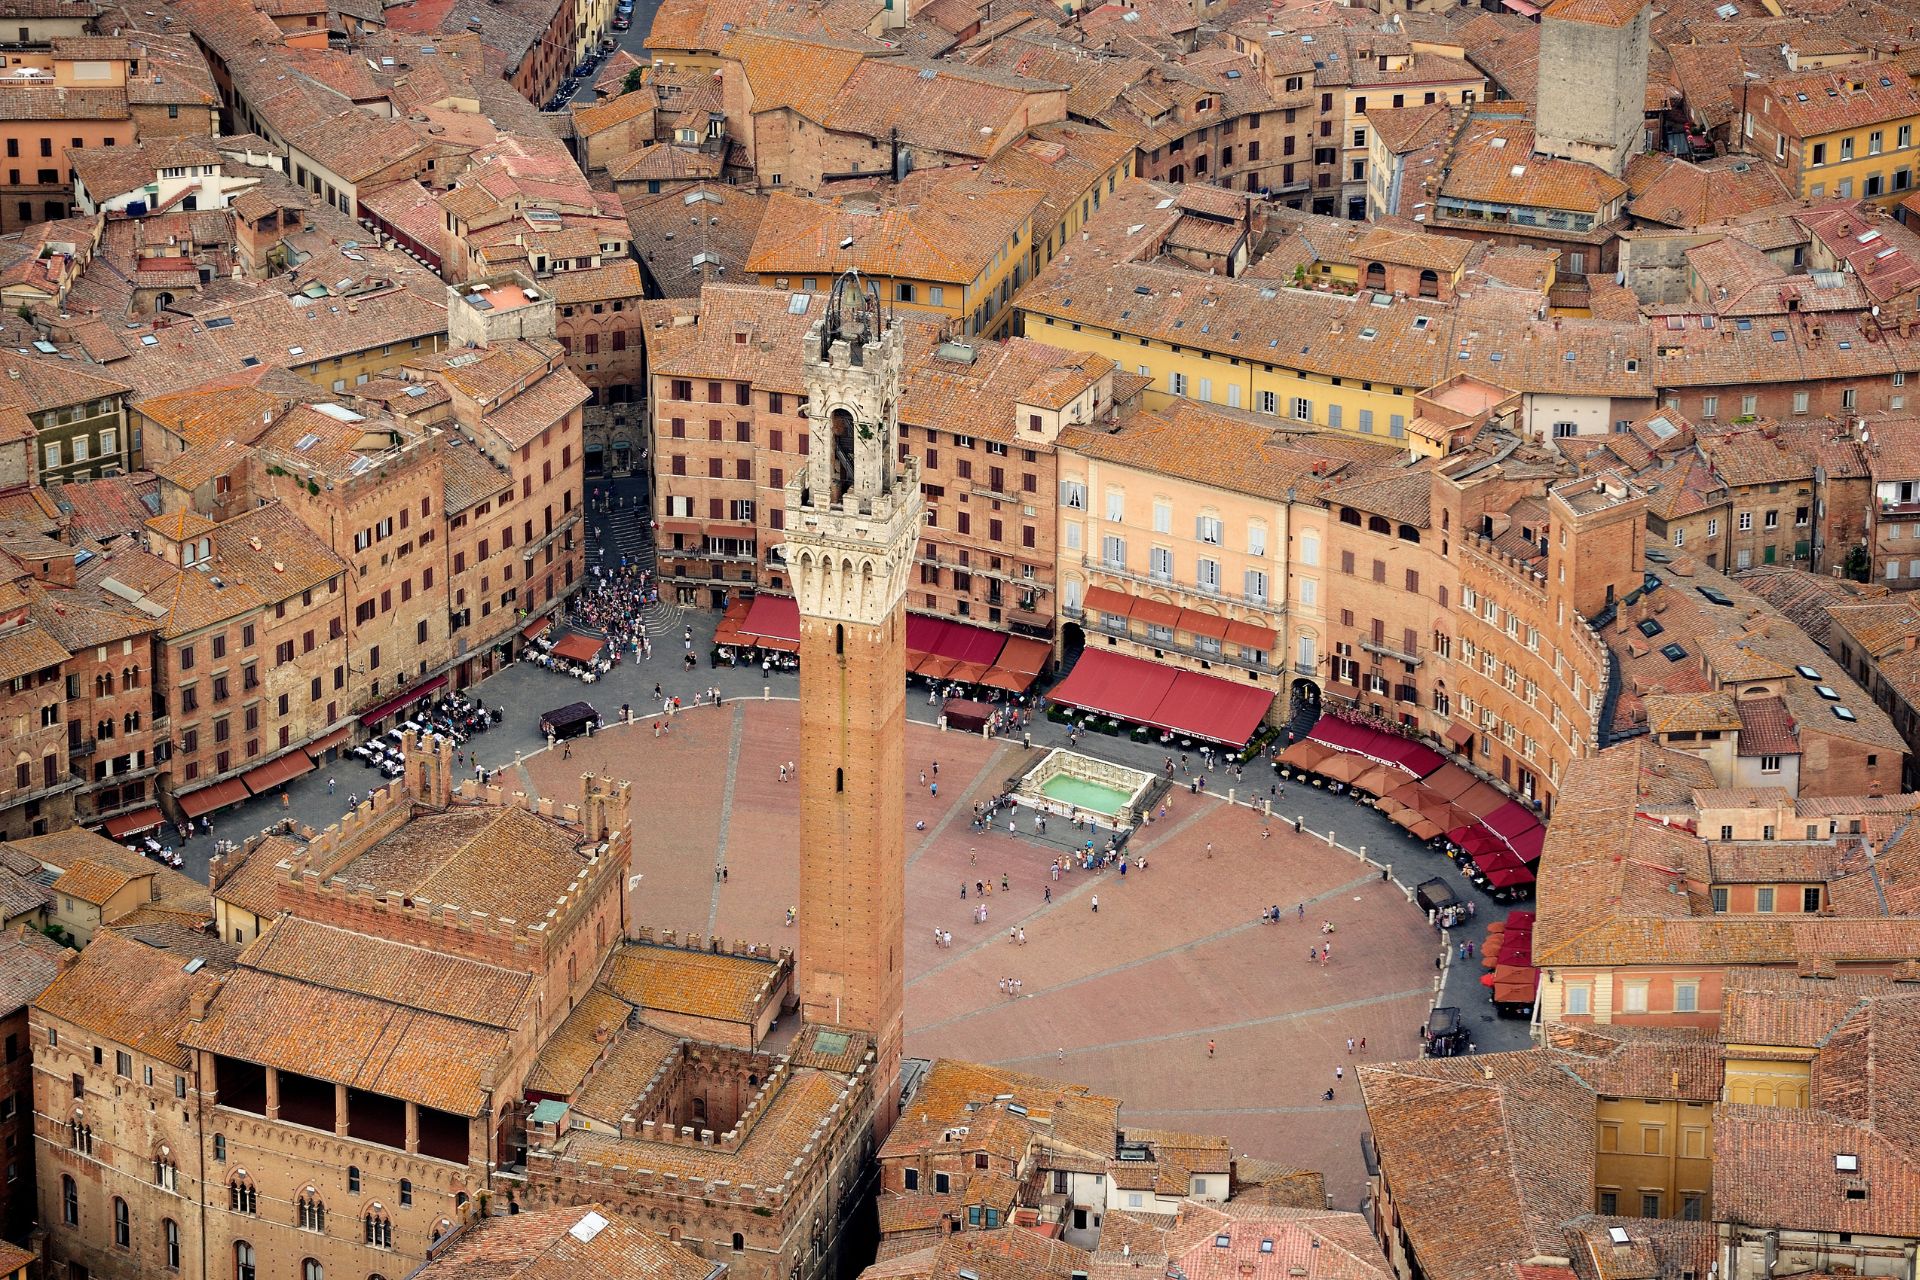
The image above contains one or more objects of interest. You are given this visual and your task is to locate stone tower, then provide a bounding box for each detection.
[1533,0,1651,178]
[783,272,922,1137]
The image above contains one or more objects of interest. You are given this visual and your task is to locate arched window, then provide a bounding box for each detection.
[454,1192,469,1211]
[1339,507,1362,526]
[164,1217,181,1270]
[1418,269,1439,298]
[364,1210,393,1249]
[733,1233,745,1252]
[228,1173,257,1215]
[1367,514,1391,535]
[303,1259,323,1280]
[60,1174,77,1225]
[1398,524,1421,544]
[113,1195,130,1248]
[298,1189,326,1231]
[154,1153,178,1191]
[69,1120,93,1153]
[347,1165,360,1194]
[234,1241,256,1280]
[398,1179,413,1206]
[1364,262,1386,290]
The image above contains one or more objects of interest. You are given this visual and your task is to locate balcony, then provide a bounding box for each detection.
[1089,614,1273,676]
[1081,558,1282,613]
[1362,639,1423,666]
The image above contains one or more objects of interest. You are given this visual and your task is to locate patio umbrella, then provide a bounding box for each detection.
[1407,818,1443,841]
[1495,936,1533,966]
[1353,765,1400,796]
[1279,740,1336,770]
[1389,806,1424,830]
[1483,864,1536,890]
[1319,755,1370,784]
[1387,780,1427,809]
[1376,797,1410,821]
[1507,910,1537,929]
[1457,781,1510,820]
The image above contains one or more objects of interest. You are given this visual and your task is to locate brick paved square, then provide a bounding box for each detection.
[521,701,1440,1207]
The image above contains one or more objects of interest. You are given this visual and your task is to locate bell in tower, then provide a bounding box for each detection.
[802,270,902,513]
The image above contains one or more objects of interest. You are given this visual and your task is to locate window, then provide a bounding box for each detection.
[1760,754,1782,773]
[1621,984,1649,1014]
[348,1166,360,1193]
[299,1191,326,1231]
[1196,515,1223,545]
[213,1134,225,1162]
[62,1175,77,1224]
[399,1179,412,1207]
[1711,887,1729,913]
[1565,984,1591,1016]
[230,1176,257,1215]
[1674,982,1698,1013]
[365,1212,392,1249]
[114,1196,130,1248]
[165,1218,180,1270]
[235,1243,256,1280]
[303,1260,323,1280]
[1756,887,1775,913]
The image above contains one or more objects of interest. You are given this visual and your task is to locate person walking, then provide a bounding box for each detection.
[1091,894,1099,913]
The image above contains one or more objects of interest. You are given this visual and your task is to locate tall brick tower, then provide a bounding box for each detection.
[784,272,921,1136]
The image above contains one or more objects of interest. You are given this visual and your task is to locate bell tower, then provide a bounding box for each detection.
[783,272,921,1137]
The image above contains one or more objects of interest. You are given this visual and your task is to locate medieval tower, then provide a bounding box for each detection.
[783,272,922,1137]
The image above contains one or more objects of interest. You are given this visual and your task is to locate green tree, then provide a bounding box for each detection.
[623,66,643,94]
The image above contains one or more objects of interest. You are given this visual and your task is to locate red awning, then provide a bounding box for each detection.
[357,675,448,726]
[1442,720,1474,747]
[1225,620,1278,650]
[739,594,801,643]
[1456,781,1510,819]
[1130,597,1180,629]
[1483,800,1543,842]
[103,807,163,838]
[713,619,743,645]
[521,615,553,641]
[242,751,315,795]
[177,777,248,819]
[552,633,605,664]
[1178,609,1230,640]
[1049,649,1272,745]
[304,726,351,759]
[949,661,992,684]
[658,520,704,536]
[1510,825,1547,864]
[995,637,1051,676]
[1082,586,1134,617]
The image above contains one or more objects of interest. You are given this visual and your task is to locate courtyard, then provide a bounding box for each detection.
[520,700,1442,1207]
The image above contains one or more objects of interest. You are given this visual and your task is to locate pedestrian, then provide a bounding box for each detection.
[1091,894,1099,913]
[1207,1038,1215,1058]
[931,782,938,797]
[280,791,290,809]
[1335,1066,1343,1082]
[961,883,968,899]
[1044,885,1052,903]
[1347,1037,1354,1054]
[1359,1037,1366,1051]
[327,777,336,795]
[1017,927,1026,945]
[920,771,927,786]
[1308,946,1318,963]
[932,761,939,776]
[1298,902,1305,920]
[1000,873,1009,891]
[1206,841,1213,859]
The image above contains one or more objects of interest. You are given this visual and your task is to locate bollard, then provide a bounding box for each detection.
[981,723,989,740]
[762,686,768,700]
[547,731,555,751]
[515,750,522,766]
[1227,788,1235,805]
[1383,863,1391,883]
[938,716,948,732]
[1358,845,1366,863]
[1262,798,1271,818]
[1326,828,1336,846]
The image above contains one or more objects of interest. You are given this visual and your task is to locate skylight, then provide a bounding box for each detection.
[1833,706,1857,721]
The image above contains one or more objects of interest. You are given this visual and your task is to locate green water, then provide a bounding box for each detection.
[1039,774,1132,816]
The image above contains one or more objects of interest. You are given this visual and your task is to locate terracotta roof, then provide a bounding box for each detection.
[35,926,238,1069]
[747,173,1043,286]
[525,988,634,1096]
[599,942,778,1024]
[331,801,592,925]
[1760,65,1920,139]
[0,926,65,1014]
[413,1204,717,1280]
[1734,695,1801,756]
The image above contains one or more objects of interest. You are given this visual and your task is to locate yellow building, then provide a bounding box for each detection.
[1019,247,1452,455]
[1751,65,1920,205]
[1056,400,1397,700]
[746,172,1041,338]
[1593,1095,1714,1222]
